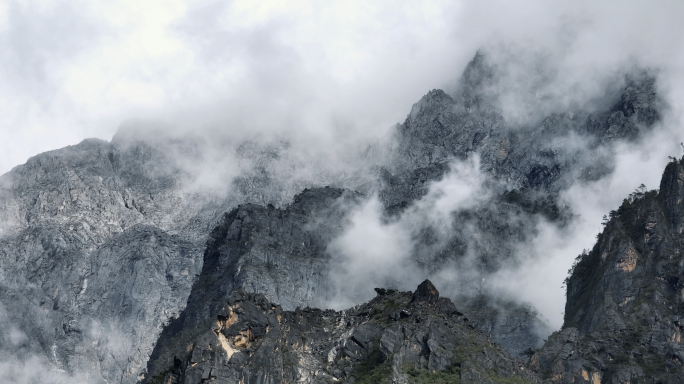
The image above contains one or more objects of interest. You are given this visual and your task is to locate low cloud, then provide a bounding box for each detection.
[0,356,90,384]
[326,156,486,309]
[487,121,684,329]
[0,301,91,384]
[325,107,684,331]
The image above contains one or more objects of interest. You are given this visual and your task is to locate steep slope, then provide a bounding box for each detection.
[144,280,540,384]
[364,53,663,358]
[380,54,659,202]
[0,138,207,383]
[530,157,684,383]
[144,186,551,365]
[142,187,361,380]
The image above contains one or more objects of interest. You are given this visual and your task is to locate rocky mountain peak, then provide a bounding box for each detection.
[408,89,455,125]
[659,157,684,230]
[410,279,440,304]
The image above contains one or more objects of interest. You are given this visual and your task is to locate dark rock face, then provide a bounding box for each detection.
[372,53,660,284]
[191,187,361,314]
[411,279,439,303]
[144,282,540,384]
[380,55,659,199]
[367,53,661,359]
[454,294,550,361]
[530,158,684,383]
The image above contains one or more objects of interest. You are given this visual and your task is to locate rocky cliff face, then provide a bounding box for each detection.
[141,186,362,378]
[530,157,684,383]
[0,138,207,384]
[0,51,667,383]
[144,280,540,384]
[379,54,659,197]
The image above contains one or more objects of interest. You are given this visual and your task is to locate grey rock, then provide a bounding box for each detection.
[410,279,440,304]
[0,131,344,383]
[143,282,540,384]
[0,50,668,383]
[531,157,684,382]
[366,52,662,358]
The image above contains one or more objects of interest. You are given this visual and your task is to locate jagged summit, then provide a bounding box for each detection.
[410,279,440,304]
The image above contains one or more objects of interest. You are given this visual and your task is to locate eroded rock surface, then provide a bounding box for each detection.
[144,281,540,384]
[366,53,662,358]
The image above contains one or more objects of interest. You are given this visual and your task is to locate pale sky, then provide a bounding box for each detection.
[2,0,683,174]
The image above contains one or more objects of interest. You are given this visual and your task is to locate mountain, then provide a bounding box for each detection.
[0,52,665,383]
[531,157,684,383]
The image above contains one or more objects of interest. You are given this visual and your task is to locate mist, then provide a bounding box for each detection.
[326,156,485,309]
[2,1,684,380]
[3,1,682,175]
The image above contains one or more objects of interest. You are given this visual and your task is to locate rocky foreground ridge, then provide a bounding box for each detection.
[0,51,669,383]
[144,280,540,384]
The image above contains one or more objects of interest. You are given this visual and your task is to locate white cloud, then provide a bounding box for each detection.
[0,0,469,174]
[326,156,485,308]
[486,120,684,329]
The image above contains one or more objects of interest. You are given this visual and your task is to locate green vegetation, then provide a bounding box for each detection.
[621,328,644,351]
[352,346,391,384]
[370,296,407,323]
[637,353,667,378]
[563,183,664,327]
[145,367,173,384]
[488,375,536,384]
[403,364,461,384]
[613,187,659,256]
[384,299,401,310]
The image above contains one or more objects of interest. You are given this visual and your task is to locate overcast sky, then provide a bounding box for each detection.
[2,0,683,175]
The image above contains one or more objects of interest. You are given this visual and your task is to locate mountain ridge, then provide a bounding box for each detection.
[0,52,669,383]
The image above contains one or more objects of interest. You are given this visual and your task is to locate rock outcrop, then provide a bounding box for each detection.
[0,133,343,383]
[0,137,208,383]
[367,53,662,358]
[144,280,540,384]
